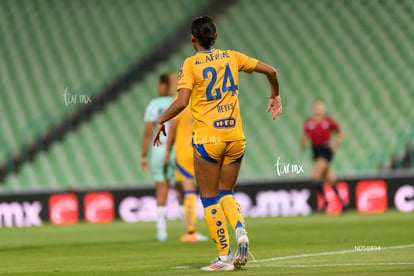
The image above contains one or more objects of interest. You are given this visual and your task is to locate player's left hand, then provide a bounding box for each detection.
[153,122,166,147]
[266,95,282,120]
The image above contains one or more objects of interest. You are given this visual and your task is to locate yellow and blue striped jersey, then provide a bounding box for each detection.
[177,48,258,143]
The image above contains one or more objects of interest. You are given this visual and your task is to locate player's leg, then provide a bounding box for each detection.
[219,140,245,230]
[175,180,185,225]
[312,157,329,211]
[177,158,208,242]
[182,178,197,233]
[150,146,170,241]
[326,166,348,211]
[180,177,208,242]
[219,140,248,269]
[175,181,184,204]
[219,161,244,230]
[193,145,233,271]
[155,180,169,241]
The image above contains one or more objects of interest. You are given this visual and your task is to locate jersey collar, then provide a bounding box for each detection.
[197,48,216,53]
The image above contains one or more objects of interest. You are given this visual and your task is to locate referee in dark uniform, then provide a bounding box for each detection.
[301,101,346,212]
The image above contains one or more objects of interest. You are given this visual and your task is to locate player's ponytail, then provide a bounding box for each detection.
[191,16,217,49]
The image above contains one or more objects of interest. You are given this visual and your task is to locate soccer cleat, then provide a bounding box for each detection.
[200,255,234,271]
[157,230,167,242]
[233,228,249,269]
[180,232,209,242]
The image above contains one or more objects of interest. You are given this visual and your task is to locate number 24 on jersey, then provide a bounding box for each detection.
[202,63,238,102]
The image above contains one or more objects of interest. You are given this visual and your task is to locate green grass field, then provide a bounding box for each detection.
[1,210,413,275]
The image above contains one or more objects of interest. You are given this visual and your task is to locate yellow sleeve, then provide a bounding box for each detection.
[177,58,194,91]
[232,50,259,73]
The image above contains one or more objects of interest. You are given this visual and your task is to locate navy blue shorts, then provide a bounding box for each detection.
[312,145,333,162]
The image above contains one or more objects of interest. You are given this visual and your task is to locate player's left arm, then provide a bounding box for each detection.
[332,129,344,151]
[141,121,153,172]
[153,89,191,146]
[330,119,344,151]
[233,51,281,119]
[254,61,282,120]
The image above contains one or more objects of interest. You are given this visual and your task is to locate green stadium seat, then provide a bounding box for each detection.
[2,0,413,191]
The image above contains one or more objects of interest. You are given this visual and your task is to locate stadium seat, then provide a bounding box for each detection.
[2,0,413,191]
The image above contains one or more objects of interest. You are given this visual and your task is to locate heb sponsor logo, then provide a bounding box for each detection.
[49,194,79,225]
[0,201,42,228]
[356,180,387,213]
[84,192,114,223]
[394,185,414,213]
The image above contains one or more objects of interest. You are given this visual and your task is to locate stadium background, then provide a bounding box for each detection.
[0,0,413,225]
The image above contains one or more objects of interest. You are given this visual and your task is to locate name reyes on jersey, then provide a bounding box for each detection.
[217,103,234,113]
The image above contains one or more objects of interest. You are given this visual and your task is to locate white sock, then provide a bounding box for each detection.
[219,251,233,262]
[156,206,167,233]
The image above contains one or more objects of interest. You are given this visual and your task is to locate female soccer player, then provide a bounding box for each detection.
[165,102,208,242]
[141,72,175,241]
[301,101,346,212]
[154,16,282,271]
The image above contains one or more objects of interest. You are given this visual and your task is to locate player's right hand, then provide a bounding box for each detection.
[153,122,166,147]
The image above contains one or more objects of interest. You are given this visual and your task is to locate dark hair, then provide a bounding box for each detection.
[159,73,169,85]
[191,16,217,49]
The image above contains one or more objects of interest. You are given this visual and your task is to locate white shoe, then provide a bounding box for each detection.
[157,230,167,242]
[195,232,209,241]
[233,228,249,269]
[200,254,234,271]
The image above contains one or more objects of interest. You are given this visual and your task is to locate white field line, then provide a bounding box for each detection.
[251,262,414,268]
[250,243,414,264]
[173,243,414,269]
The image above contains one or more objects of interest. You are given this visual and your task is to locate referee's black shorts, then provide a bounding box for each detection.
[312,145,333,162]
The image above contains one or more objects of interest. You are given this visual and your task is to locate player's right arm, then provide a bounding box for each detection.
[153,89,191,147]
[164,118,178,164]
[154,58,193,147]
[300,121,309,151]
[300,132,308,151]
